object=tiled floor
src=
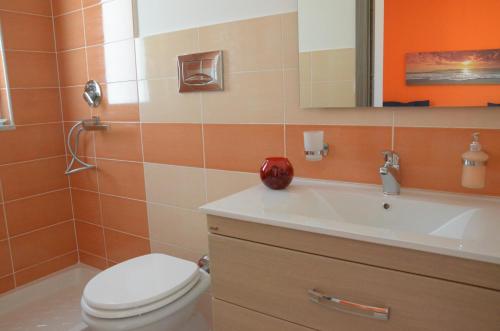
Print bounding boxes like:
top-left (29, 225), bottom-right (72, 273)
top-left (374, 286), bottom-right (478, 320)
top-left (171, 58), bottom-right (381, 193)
top-left (0, 264), bottom-right (213, 331)
top-left (0, 265), bottom-right (97, 331)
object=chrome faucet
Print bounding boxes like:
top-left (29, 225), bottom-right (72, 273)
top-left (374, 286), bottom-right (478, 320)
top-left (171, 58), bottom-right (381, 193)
top-left (379, 151), bottom-right (401, 195)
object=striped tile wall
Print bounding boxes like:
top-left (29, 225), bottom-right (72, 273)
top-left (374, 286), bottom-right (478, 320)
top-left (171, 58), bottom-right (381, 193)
top-left (0, 0), bottom-right (76, 294)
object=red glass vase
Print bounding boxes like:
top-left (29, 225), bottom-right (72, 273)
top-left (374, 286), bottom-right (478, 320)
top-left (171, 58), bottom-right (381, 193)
top-left (260, 157), bottom-right (294, 190)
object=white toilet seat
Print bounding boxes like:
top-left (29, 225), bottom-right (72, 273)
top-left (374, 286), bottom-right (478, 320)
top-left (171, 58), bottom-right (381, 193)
top-left (82, 270), bottom-right (211, 331)
top-left (81, 254), bottom-right (203, 319)
top-left (82, 274), bottom-right (200, 319)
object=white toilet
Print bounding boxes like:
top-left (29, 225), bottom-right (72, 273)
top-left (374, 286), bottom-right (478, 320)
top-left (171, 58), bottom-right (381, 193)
top-left (81, 253), bottom-right (211, 331)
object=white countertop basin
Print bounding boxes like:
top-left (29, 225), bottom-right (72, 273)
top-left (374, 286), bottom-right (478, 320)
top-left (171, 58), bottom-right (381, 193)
top-left (200, 179), bottom-right (500, 265)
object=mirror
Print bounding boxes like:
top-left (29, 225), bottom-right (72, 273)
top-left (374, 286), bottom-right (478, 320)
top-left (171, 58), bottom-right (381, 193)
top-left (298, 0), bottom-right (371, 108)
top-left (0, 19), bottom-right (14, 130)
top-left (298, 0), bottom-right (500, 108)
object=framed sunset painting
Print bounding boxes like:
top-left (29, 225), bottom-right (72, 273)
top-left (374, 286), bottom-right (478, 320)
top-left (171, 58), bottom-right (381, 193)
top-left (405, 49), bottom-right (500, 85)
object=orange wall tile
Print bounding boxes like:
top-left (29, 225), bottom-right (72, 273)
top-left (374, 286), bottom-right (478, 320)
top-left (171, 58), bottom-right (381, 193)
top-left (10, 88), bottom-right (62, 125)
top-left (15, 251), bottom-right (78, 286)
top-left (83, 0), bottom-right (134, 46)
top-left (104, 229), bottom-right (150, 263)
top-left (5, 189), bottom-right (73, 236)
top-left (57, 48), bottom-right (88, 87)
top-left (0, 275), bottom-right (15, 295)
top-left (54, 10), bottom-right (85, 51)
top-left (97, 159), bottom-right (146, 200)
top-left (0, 3), bottom-right (76, 290)
top-left (94, 123), bottom-right (143, 161)
top-left (6, 51), bottom-right (59, 88)
top-left (52, 0), bottom-right (81, 16)
top-left (79, 251), bottom-right (107, 270)
top-left (72, 189), bottom-right (101, 224)
top-left (142, 123), bottom-right (204, 167)
top-left (93, 82), bottom-right (140, 122)
top-left (76, 221), bottom-right (106, 257)
top-left (69, 160), bottom-right (99, 191)
top-left (0, 11), bottom-right (55, 51)
top-left (204, 124), bottom-right (285, 172)
top-left (0, 123), bottom-right (65, 165)
top-left (395, 128), bottom-right (500, 195)
top-left (0, 156), bottom-right (69, 201)
top-left (86, 39), bottom-right (137, 83)
top-left (286, 125), bottom-right (392, 183)
top-left (101, 194), bottom-right (149, 237)
top-left (0, 208), bottom-right (6, 240)
top-left (10, 221), bottom-right (76, 271)
top-left (61, 86), bottom-right (92, 121)
top-left (0, 240), bottom-right (12, 277)
top-left (0, 0), bottom-right (52, 16)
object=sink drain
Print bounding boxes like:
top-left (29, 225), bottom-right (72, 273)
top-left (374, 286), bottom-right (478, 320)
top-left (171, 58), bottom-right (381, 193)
top-left (383, 203), bottom-right (391, 210)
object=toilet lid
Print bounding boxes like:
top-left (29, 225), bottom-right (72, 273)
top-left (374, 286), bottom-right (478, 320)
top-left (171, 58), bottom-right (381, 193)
top-left (83, 254), bottom-right (200, 311)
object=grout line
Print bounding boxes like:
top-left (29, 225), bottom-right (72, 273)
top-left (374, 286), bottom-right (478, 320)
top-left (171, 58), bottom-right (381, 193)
top-left (9, 219), bottom-right (74, 240)
top-left (50, 0), bottom-right (80, 264)
top-left (0, 9), bottom-right (52, 18)
top-left (14, 250), bottom-right (78, 274)
top-left (280, 14), bottom-right (287, 157)
top-left (71, 186), bottom-right (208, 215)
top-left (79, 0), bottom-right (110, 268)
top-left (3, 188), bottom-right (69, 204)
top-left (52, 0), bottom-right (116, 19)
top-left (0, 182), bottom-right (17, 287)
top-left (130, 27), bottom-right (151, 251)
top-left (0, 155), bottom-right (66, 168)
top-left (13, 121), bottom-right (65, 127)
top-left (78, 249), bottom-right (106, 262)
top-left (10, 86), bottom-right (60, 90)
top-left (75, 219), bottom-right (150, 241)
top-left (5, 49), bottom-right (56, 54)
top-left (57, 45), bottom-right (87, 54)
top-left (195, 27), bottom-right (209, 204)
top-left (391, 111), bottom-right (396, 150)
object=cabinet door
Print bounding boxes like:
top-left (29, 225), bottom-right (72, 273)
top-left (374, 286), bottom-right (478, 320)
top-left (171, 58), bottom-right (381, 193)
top-left (213, 299), bottom-right (316, 331)
top-left (210, 234), bottom-right (500, 331)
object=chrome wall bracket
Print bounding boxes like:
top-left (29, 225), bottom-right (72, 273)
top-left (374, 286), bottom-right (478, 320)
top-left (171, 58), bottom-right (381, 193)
top-left (65, 117), bottom-right (109, 176)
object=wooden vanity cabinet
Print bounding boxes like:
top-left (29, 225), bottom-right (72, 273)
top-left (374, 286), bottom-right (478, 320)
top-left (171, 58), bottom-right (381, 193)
top-left (207, 216), bottom-right (500, 331)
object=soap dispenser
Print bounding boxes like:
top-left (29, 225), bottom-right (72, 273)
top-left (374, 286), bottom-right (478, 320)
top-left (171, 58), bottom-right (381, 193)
top-left (461, 133), bottom-right (488, 189)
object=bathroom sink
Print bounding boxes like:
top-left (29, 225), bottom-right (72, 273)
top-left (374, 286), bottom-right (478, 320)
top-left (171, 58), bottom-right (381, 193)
top-left (200, 179), bottom-right (500, 264)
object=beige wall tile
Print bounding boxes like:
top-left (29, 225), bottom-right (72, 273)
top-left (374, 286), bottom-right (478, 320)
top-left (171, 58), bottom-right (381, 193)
top-left (310, 48), bottom-right (356, 83)
top-left (138, 78), bottom-right (202, 123)
top-left (281, 12), bottom-right (299, 69)
top-left (311, 81), bottom-right (356, 108)
top-left (150, 240), bottom-right (204, 263)
top-left (144, 163), bottom-right (206, 208)
top-left (147, 203), bottom-right (208, 254)
top-left (198, 14), bottom-right (282, 73)
top-left (394, 107), bottom-right (500, 129)
top-left (284, 69), bottom-right (393, 125)
top-left (206, 169), bottom-right (260, 202)
top-left (135, 29), bottom-right (199, 80)
top-left (202, 71), bottom-right (284, 124)
top-left (299, 53), bottom-right (311, 83)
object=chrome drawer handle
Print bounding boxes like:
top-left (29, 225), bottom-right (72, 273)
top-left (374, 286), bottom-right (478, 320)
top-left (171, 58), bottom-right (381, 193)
top-left (308, 289), bottom-right (390, 321)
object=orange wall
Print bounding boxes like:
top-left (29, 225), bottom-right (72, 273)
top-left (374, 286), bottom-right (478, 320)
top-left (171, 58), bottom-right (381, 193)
top-left (383, 0), bottom-right (500, 107)
top-left (53, 0), bottom-right (151, 271)
top-left (0, 1), bottom-right (77, 295)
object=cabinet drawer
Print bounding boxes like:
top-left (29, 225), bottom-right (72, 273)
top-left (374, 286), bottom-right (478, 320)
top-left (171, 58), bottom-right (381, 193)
top-left (213, 299), bottom-right (316, 331)
top-left (210, 235), bottom-right (500, 331)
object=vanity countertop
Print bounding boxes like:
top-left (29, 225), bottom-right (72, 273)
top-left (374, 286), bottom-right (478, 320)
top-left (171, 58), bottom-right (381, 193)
top-left (200, 179), bottom-right (500, 265)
